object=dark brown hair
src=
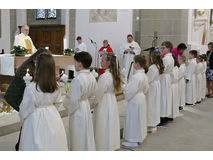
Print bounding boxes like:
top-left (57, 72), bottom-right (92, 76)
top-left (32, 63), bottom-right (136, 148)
top-left (34, 52), bottom-right (58, 93)
top-left (172, 54), bottom-right (178, 67)
top-left (127, 34), bottom-right (133, 38)
top-left (134, 55), bottom-right (147, 68)
top-left (177, 43), bottom-right (187, 50)
top-left (150, 50), bottom-right (164, 74)
top-left (16, 48), bottom-right (50, 78)
top-left (74, 51), bottom-right (92, 69)
top-left (201, 54), bottom-right (207, 61)
top-left (197, 55), bottom-right (203, 61)
top-left (76, 36), bottom-right (82, 40)
top-left (189, 50), bottom-right (198, 58)
top-left (105, 53), bottom-right (121, 92)
top-left (161, 41), bottom-right (173, 51)
top-left (208, 42), bottom-right (213, 48)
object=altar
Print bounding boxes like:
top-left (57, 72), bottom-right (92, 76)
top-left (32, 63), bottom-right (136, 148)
top-left (14, 55), bottom-right (75, 70)
top-left (0, 54), bottom-right (75, 88)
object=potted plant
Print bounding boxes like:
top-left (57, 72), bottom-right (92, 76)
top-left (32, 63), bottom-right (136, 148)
top-left (64, 48), bottom-right (74, 56)
top-left (11, 45), bottom-right (28, 56)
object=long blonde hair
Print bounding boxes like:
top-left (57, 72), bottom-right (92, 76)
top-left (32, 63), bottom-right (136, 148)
top-left (105, 53), bottom-right (121, 92)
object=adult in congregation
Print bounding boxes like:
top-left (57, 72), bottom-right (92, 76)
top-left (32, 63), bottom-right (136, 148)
top-left (171, 43), bottom-right (187, 67)
top-left (14, 25), bottom-right (37, 54)
top-left (206, 42), bottom-right (213, 98)
top-left (4, 48), bottom-right (50, 151)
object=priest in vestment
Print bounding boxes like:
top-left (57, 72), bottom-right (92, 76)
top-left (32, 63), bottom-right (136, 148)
top-left (119, 34), bottom-right (141, 80)
top-left (14, 25), bottom-right (37, 54)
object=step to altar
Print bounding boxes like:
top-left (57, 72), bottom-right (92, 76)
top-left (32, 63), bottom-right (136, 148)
top-left (0, 94), bottom-right (126, 137)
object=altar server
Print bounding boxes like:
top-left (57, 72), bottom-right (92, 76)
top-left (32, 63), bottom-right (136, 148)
top-left (63, 52), bottom-right (97, 151)
top-left (14, 25), bottom-right (37, 54)
top-left (19, 53), bottom-right (68, 151)
top-left (178, 56), bottom-right (187, 110)
top-left (93, 53), bottom-right (121, 151)
top-left (170, 54), bottom-right (179, 119)
top-left (122, 55), bottom-right (149, 148)
top-left (147, 50), bottom-right (164, 132)
top-left (160, 41), bottom-right (174, 124)
top-left (74, 36), bottom-right (87, 53)
top-left (196, 55), bottom-right (203, 103)
top-left (186, 50), bottom-right (198, 105)
top-left (201, 54), bottom-right (207, 99)
top-left (119, 34), bottom-right (141, 80)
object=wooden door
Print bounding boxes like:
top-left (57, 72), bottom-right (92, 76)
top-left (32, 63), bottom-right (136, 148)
top-left (28, 25), bottom-right (65, 55)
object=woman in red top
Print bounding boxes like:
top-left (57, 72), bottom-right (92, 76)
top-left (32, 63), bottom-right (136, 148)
top-left (99, 40), bottom-right (113, 74)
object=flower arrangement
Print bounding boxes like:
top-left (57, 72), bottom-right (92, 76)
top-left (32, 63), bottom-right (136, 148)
top-left (11, 45), bottom-right (28, 56)
top-left (64, 48), bottom-right (74, 56)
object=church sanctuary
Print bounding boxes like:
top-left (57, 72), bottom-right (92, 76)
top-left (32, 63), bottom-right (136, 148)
top-left (1, 8), bottom-right (213, 152)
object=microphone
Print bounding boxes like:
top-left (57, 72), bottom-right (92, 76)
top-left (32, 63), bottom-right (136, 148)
top-left (88, 37), bottom-right (93, 43)
top-left (88, 38), bottom-right (96, 44)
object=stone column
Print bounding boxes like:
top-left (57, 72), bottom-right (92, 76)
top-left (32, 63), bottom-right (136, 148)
top-left (69, 9), bottom-right (76, 49)
top-left (132, 9), bottom-right (189, 55)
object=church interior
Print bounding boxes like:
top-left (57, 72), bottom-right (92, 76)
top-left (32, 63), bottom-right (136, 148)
top-left (1, 8), bottom-right (213, 152)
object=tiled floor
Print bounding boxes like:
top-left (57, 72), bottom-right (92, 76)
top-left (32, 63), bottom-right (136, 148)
top-left (1, 98), bottom-right (213, 151)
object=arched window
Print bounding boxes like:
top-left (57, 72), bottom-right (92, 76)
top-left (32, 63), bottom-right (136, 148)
top-left (35, 9), bottom-right (57, 20)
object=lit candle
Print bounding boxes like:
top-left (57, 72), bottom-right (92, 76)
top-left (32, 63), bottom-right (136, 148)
top-left (59, 70), bottom-right (64, 77)
top-left (26, 68), bottom-right (30, 77)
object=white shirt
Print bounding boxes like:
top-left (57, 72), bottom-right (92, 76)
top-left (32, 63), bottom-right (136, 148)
top-left (74, 42), bottom-right (87, 53)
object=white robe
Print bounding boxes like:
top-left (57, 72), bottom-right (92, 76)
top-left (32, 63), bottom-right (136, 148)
top-left (119, 41), bottom-right (141, 80)
top-left (19, 83), bottom-right (68, 151)
top-left (178, 64), bottom-right (186, 107)
top-left (124, 69), bottom-right (149, 143)
top-left (196, 62), bottom-right (203, 102)
top-left (147, 64), bottom-right (161, 127)
top-left (186, 58), bottom-right (197, 104)
top-left (201, 61), bottom-right (207, 99)
top-left (160, 53), bottom-right (174, 117)
top-left (63, 70), bottom-right (97, 151)
top-left (14, 33), bottom-right (37, 54)
top-left (74, 42), bottom-right (87, 53)
top-left (93, 70), bottom-right (120, 151)
top-left (170, 66), bottom-right (179, 119)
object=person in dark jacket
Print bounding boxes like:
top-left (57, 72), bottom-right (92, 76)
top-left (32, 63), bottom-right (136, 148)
top-left (206, 42), bottom-right (213, 98)
top-left (4, 48), bottom-right (50, 150)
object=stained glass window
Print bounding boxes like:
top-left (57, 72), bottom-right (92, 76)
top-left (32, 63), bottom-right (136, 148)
top-left (47, 9), bottom-right (57, 19)
top-left (35, 9), bottom-right (45, 19)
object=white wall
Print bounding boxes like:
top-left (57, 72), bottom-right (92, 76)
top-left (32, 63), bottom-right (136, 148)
top-left (16, 9), bottom-right (27, 28)
top-left (75, 9), bottom-right (133, 66)
top-left (0, 10), bottom-right (11, 53)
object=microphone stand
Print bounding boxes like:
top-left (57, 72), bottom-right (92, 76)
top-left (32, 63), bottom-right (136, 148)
top-left (127, 61), bottom-right (134, 82)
